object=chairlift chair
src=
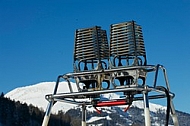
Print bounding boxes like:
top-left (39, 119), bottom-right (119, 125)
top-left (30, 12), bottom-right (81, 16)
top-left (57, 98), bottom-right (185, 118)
top-left (73, 26), bottom-right (110, 92)
top-left (109, 21), bottom-right (147, 88)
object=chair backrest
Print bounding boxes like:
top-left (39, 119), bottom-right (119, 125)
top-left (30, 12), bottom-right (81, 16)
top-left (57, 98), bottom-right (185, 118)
top-left (73, 26), bottom-right (109, 72)
top-left (110, 21), bottom-right (147, 67)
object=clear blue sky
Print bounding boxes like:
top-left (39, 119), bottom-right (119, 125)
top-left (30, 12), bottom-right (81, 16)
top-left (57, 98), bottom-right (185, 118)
top-left (1, 0), bottom-right (190, 113)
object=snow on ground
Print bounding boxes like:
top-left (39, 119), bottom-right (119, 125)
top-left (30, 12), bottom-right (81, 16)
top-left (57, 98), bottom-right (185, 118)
top-left (87, 115), bottom-right (111, 123)
top-left (87, 116), bottom-right (105, 123)
top-left (132, 101), bottom-right (166, 113)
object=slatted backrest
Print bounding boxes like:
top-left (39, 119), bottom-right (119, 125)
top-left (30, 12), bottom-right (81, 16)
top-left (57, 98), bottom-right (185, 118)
top-left (110, 21), bottom-right (147, 67)
top-left (74, 26), bottom-right (109, 72)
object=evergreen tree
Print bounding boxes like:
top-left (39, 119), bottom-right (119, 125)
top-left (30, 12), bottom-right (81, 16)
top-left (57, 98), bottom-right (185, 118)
top-left (0, 95), bottom-right (6, 124)
top-left (0, 92), bottom-right (4, 97)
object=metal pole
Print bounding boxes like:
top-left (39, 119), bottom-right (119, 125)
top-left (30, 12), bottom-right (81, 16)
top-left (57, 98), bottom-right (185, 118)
top-left (82, 104), bottom-right (86, 126)
top-left (42, 75), bottom-right (62, 126)
top-left (42, 101), bottom-right (54, 126)
top-left (143, 90), bottom-right (151, 126)
top-left (170, 100), bottom-right (179, 126)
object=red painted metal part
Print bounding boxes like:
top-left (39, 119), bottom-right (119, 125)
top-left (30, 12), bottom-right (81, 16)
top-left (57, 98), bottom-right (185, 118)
top-left (124, 105), bottom-right (131, 112)
top-left (95, 100), bottom-right (128, 107)
top-left (94, 107), bottom-right (101, 114)
top-left (93, 100), bottom-right (131, 114)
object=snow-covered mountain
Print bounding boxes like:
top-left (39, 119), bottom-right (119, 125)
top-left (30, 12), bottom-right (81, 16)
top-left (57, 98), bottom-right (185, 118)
top-left (5, 82), bottom-right (79, 113)
top-left (5, 81), bottom-right (177, 125)
top-left (5, 81), bottom-right (166, 114)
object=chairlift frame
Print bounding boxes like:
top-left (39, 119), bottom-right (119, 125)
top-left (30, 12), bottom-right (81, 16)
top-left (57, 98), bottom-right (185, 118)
top-left (42, 21), bottom-right (179, 126)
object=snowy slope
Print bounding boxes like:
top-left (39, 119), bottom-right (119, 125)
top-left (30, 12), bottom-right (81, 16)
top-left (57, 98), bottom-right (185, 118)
top-left (5, 82), bottom-right (79, 113)
top-left (5, 81), bottom-right (166, 114)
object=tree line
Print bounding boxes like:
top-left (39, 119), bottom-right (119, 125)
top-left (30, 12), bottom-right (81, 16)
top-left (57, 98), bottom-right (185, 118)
top-left (0, 92), bottom-right (72, 126)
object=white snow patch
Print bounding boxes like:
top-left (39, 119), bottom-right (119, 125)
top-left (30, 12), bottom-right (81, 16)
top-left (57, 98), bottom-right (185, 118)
top-left (87, 116), bottom-right (105, 123)
top-left (5, 81), bottom-right (79, 113)
top-left (132, 101), bottom-right (166, 113)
